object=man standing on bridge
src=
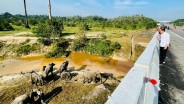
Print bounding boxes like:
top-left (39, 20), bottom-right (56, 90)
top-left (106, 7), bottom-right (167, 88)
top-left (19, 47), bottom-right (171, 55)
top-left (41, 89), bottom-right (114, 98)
top-left (158, 26), bottom-right (170, 64)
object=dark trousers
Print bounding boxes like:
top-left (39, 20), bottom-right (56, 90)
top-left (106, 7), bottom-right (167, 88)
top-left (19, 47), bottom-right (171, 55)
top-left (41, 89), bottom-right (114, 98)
top-left (159, 47), bottom-right (168, 64)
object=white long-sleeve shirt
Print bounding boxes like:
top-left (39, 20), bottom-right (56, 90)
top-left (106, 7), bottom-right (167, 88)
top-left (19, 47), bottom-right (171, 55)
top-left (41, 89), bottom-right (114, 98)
top-left (160, 32), bottom-right (170, 47)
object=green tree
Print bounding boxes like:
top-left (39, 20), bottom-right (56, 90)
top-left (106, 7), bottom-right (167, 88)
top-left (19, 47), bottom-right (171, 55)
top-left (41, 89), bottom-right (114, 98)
top-left (33, 22), bottom-right (52, 38)
top-left (51, 19), bottom-right (64, 37)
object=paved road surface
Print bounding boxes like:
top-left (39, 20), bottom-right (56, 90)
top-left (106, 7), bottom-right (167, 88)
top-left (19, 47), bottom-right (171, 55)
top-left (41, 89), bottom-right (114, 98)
top-left (159, 29), bottom-right (184, 104)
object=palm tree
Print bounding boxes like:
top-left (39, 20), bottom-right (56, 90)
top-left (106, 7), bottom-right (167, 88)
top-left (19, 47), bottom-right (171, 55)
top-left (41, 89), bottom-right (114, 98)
top-left (48, 0), bottom-right (52, 20)
top-left (23, 0), bottom-right (29, 28)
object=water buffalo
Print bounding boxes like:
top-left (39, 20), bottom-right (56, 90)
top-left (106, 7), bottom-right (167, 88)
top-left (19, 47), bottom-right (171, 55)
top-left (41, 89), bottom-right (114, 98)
top-left (31, 71), bottom-right (45, 86)
top-left (11, 89), bottom-right (44, 104)
top-left (60, 71), bottom-right (71, 80)
top-left (58, 60), bottom-right (69, 75)
top-left (100, 72), bottom-right (114, 83)
top-left (83, 71), bottom-right (101, 83)
top-left (44, 63), bottom-right (55, 77)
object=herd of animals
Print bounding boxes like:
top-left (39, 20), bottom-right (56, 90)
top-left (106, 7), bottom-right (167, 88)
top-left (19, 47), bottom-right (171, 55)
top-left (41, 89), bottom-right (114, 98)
top-left (11, 60), bottom-right (118, 104)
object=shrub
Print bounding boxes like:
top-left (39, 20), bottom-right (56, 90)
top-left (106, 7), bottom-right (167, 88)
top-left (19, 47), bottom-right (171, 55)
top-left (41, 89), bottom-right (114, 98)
top-left (99, 34), bottom-right (107, 39)
top-left (45, 46), bottom-right (64, 58)
top-left (14, 44), bottom-right (33, 55)
top-left (37, 38), bottom-right (52, 46)
top-left (31, 43), bottom-right (41, 52)
top-left (13, 43), bottom-right (40, 55)
top-left (110, 42), bottom-right (121, 50)
top-left (12, 20), bottom-right (22, 26)
top-left (45, 39), bottom-right (70, 58)
top-left (94, 40), bottom-right (113, 56)
top-left (0, 21), bottom-right (14, 31)
top-left (72, 35), bottom-right (88, 51)
top-left (72, 35), bottom-right (121, 56)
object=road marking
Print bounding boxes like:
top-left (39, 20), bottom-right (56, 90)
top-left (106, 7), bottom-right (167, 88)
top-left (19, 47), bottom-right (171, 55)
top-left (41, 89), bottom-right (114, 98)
top-left (169, 30), bottom-right (184, 40)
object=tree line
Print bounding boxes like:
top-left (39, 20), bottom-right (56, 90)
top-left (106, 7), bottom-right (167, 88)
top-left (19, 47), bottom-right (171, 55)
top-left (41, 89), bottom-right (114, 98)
top-left (171, 19), bottom-right (184, 26)
top-left (0, 12), bottom-right (157, 31)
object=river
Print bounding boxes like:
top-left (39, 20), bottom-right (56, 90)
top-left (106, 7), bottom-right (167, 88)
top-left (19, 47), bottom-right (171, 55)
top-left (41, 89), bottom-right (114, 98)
top-left (0, 52), bottom-right (134, 77)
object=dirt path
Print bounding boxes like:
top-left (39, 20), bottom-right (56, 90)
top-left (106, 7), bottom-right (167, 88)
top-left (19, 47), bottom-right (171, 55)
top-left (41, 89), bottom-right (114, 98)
top-left (0, 32), bottom-right (37, 44)
top-left (0, 31), bottom-right (103, 44)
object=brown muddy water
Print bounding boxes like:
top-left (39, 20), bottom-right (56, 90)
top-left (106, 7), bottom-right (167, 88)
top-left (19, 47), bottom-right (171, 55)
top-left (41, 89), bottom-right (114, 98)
top-left (0, 52), bottom-right (134, 77)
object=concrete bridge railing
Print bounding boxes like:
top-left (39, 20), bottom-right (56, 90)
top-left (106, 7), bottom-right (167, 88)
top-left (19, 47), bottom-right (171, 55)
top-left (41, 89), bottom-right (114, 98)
top-left (106, 35), bottom-right (160, 104)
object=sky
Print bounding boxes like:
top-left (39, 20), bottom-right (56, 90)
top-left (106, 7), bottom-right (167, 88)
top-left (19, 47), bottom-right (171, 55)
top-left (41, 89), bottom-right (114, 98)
top-left (0, 0), bottom-right (184, 21)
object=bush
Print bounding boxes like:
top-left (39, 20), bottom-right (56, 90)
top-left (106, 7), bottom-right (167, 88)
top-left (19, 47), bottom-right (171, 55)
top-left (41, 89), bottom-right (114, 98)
top-left (14, 44), bottom-right (33, 55)
top-left (13, 43), bottom-right (40, 55)
top-left (45, 39), bottom-right (70, 58)
top-left (37, 38), bottom-right (52, 46)
top-left (33, 23), bottom-right (52, 38)
top-left (78, 23), bottom-right (90, 31)
top-left (110, 42), bottom-right (121, 50)
top-left (0, 20), bottom-right (14, 31)
top-left (72, 35), bottom-right (88, 51)
top-left (45, 46), bottom-right (64, 58)
top-left (94, 40), bottom-right (113, 56)
top-left (31, 43), bottom-right (41, 52)
top-left (72, 35), bottom-right (121, 56)
top-left (12, 20), bottom-right (22, 26)
top-left (99, 34), bottom-right (107, 39)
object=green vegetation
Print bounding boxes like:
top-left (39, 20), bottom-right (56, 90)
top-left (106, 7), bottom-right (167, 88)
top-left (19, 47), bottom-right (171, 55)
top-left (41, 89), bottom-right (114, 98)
top-left (0, 12), bottom-right (155, 59)
top-left (13, 41), bottom-right (40, 55)
top-left (72, 35), bottom-right (121, 56)
top-left (0, 12), bottom-right (156, 32)
top-left (45, 39), bottom-right (70, 58)
top-left (0, 21), bottom-right (14, 31)
top-left (37, 38), bottom-right (53, 46)
top-left (33, 19), bottom-right (64, 38)
top-left (171, 19), bottom-right (184, 26)
top-left (14, 44), bottom-right (34, 55)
